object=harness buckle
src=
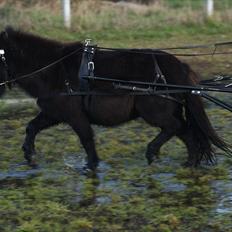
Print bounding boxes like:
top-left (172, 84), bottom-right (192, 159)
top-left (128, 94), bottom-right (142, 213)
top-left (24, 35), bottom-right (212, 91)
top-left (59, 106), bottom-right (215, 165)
top-left (191, 90), bottom-right (202, 95)
top-left (65, 80), bottom-right (73, 94)
top-left (88, 61), bottom-right (95, 72)
top-left (214, 75), bottom-right (224, 81)
top-left (85, 39), bottom-right (92, 47)
top-left (0, 49), bottom-right (6, 62)
top-left (1, 56), bottom-right (6, 62)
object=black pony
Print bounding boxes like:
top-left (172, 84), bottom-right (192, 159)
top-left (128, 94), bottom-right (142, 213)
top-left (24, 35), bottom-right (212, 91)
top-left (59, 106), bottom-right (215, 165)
top-left (0, 27), bottom-right (230, 170)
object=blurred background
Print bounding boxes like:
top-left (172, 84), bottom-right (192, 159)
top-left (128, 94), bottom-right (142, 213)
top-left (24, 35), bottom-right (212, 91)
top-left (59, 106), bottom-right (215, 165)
top-left (1, 0), bottom-right (232, 77)
top-left (1, 0), bottom-right (232, 32)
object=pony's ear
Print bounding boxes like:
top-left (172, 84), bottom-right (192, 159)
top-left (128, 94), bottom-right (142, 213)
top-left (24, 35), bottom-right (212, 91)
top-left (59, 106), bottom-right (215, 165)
top-left (0, 30), bottom-right (8, 39)
top-left (4, 26), bottom-right (15, 36)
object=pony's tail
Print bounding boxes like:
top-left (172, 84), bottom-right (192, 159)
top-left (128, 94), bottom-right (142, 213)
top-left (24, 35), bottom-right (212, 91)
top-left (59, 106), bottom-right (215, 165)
top-left (184, 65), bottom-right (232, 164)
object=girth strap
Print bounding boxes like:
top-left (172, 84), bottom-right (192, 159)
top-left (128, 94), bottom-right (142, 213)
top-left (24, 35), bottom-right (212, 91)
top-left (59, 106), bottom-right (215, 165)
top-left (78, 39), bottom-right (96, 91)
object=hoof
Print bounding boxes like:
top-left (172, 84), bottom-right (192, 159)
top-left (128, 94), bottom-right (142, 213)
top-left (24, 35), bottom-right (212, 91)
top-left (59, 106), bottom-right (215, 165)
top-left (82, 160), bottom-right (99, 174)
top-left (182, 161), bottom-right (198, 168)
top-left (82, 165), bottom-right (96, 176)
top-left (147, 156), bottom-right (154, 165)
top-left (27, 159), bottom-right (38, 168)
top-left (146, 151), bottom-right (153, 165)
top-left (145, 146), bottom-right (160, 165)
top-left (146, 151), bottom-right (159, 165)
top-left (24, 154), bottom-right (38, 168)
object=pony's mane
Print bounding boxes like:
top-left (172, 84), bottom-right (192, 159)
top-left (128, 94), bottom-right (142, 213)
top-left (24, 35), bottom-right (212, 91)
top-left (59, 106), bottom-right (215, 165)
top-left (3, 26), bottom-right (83, 68)
top-left (4, 26), bottom-right (65, 50)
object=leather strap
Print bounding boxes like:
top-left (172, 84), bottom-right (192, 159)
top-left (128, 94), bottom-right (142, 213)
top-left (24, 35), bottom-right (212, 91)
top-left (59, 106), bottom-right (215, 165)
top-left (78, 42), bottom-right (96, 91)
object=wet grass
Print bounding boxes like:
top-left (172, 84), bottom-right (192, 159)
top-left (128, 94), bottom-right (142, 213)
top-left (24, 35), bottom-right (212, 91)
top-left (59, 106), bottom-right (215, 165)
top-left (0, 100), bottom-right (232, 232)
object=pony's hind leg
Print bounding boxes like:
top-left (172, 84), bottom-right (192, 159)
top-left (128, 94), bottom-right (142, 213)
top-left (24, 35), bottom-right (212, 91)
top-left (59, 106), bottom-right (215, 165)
top-left (22, 112), bottom-right (59, 166)
top-left (177, 128), bottom-right (201, 167)
top-left (146, 129), bottom-right (175, 164)
top-left (135, 96), bottom-right (183, 164)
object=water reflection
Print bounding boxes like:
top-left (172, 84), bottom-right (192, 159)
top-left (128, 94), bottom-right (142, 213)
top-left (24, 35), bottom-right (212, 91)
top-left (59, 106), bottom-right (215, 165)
top-left (152, 173), bottom-right (186, 192)
top-left (0, 161), bottom-right (42, 182)
top-left (212, 179), bottom-right (232, 214)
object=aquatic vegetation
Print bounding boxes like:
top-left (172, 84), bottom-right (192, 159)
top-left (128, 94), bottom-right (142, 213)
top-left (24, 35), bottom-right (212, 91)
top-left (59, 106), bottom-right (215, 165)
top-left (0, 99), bottom-right (232, 232)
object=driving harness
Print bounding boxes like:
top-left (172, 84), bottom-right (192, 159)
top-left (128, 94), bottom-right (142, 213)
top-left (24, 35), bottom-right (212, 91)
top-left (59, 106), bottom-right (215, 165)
top-left (78, 39), bottom-right (182, 104)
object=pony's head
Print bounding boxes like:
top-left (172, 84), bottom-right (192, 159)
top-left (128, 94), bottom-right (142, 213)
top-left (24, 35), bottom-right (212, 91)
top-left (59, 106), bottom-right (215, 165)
top-left (0, 50), bottom-right (6, 96)
top-left (0, 26), bottom-right (83, 98)
top-left (0, 27), bottom-right (19, 96)
top-left (0, 27), bottom-right (13, 96)
top-left (0, 46), bottom-right (7, 96)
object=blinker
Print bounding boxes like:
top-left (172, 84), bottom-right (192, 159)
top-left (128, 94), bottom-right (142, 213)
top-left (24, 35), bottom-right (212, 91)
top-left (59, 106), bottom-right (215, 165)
top-left (0, 49), bottom-right (5, 55)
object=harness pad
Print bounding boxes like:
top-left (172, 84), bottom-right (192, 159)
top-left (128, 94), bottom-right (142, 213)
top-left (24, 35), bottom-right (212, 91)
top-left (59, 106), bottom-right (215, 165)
top-left (78, 40), bottom-right (96, 91)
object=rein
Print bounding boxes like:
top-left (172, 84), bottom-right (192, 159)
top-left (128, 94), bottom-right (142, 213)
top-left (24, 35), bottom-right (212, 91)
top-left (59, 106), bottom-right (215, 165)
top-left (0, 47), bottom-right (83, 87)
top-left (97, 41), bottom-right (232, 57)
top-left (0, 40), bottom-right (232, 112)
top-left (1, 40), bottom-right (232, 87)
top-left (98, 47), bottom-right (232, 57)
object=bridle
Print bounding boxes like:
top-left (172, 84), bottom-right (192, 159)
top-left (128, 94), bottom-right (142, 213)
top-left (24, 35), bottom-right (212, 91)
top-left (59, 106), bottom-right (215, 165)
top-left (0, 49), bottom-right (12, 89)
top-left (0, 46), bottom-right (84, 89)
top-left (0, 38), bottom-right (231, 112)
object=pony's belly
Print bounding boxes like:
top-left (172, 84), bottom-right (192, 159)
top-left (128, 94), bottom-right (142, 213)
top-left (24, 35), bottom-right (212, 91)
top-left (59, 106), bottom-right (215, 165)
top-left (84, 96), bottom-right (136, 126)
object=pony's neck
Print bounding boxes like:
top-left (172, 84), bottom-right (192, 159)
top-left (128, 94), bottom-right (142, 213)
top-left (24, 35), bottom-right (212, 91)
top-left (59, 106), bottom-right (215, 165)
top-left (8, 30), bottom-right (64, 73)
top-left (6, 29), bottom-right (81, 98)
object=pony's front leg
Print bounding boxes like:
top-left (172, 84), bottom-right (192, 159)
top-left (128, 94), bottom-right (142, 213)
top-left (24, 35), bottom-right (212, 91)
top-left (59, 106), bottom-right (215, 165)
top-left (22, 112), bottom-right (59, 166)
top-left (67, 113), bottom-right (99, 171)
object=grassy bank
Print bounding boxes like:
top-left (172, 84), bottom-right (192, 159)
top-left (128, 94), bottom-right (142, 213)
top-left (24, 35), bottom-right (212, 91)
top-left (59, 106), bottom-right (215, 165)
top-left (1, 1), bottom-right (232, 42)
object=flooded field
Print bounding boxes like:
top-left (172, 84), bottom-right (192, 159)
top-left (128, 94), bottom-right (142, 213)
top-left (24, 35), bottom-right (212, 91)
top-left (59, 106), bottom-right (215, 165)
top-left (0, 98), bottom-right (232, 232)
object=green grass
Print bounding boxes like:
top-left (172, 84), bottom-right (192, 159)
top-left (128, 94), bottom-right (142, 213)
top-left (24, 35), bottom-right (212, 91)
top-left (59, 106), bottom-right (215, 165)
top-left (1, 1), bottom-right (232, 39)
top-left (166, 0), bottom-right (232, 9)
top-left (0, 102), bottom-right (232, 232)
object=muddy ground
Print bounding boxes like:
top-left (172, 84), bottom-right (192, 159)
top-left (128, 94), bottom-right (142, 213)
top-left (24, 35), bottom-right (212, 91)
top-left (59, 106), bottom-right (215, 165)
top-left (0, 95), bottom-right (231, 232)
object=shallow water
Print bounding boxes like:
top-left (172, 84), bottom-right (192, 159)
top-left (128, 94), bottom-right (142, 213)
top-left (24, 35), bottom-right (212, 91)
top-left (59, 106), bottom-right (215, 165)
top-left (212, 168), bottom-right (232, 215)
top-left (0, 99), bottom-right (232, 231)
